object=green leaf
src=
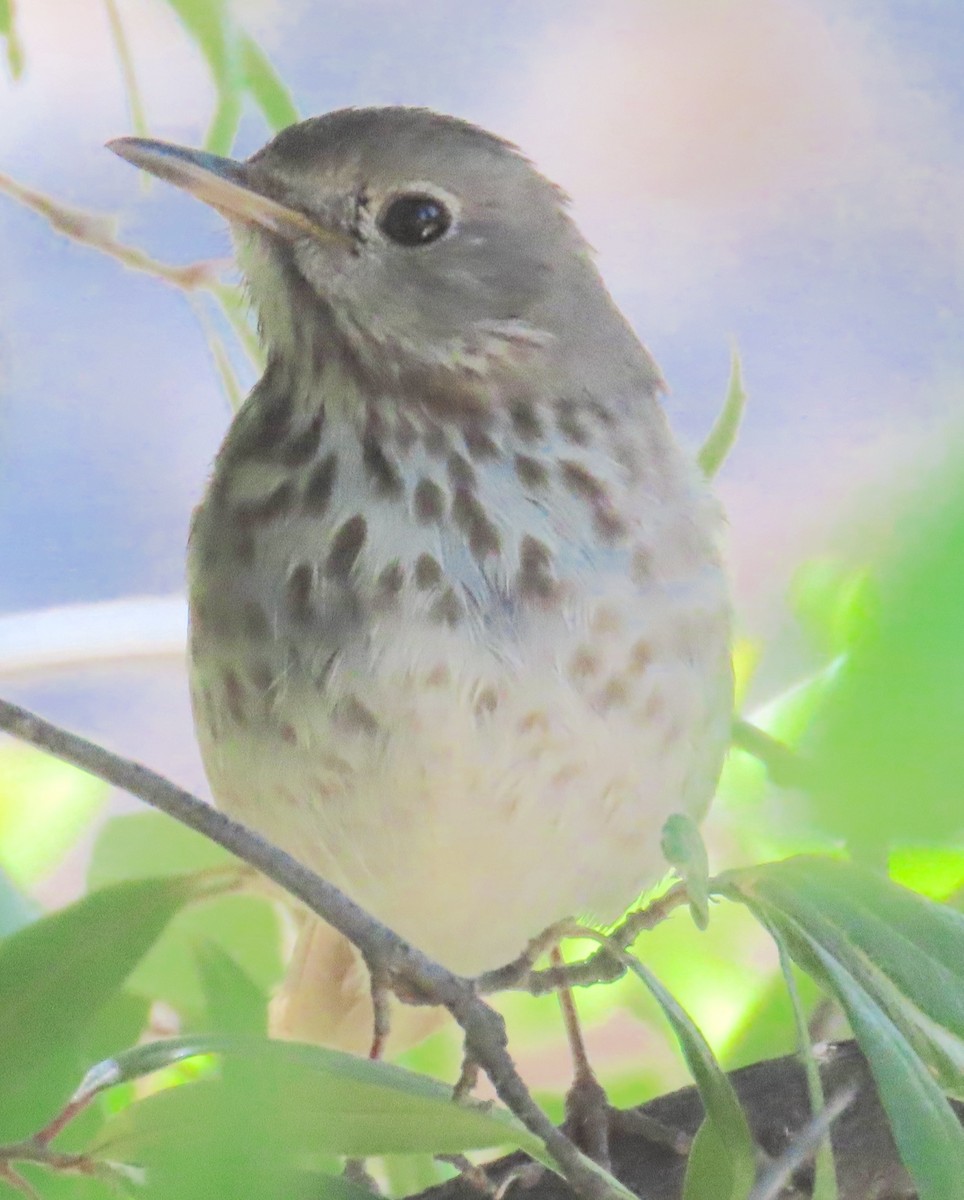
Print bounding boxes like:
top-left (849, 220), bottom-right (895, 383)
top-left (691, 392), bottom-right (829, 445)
top-left (698, 348), bottom-right (746, 478)
top-left (240, 34), bottom-right (299, 129)
top-left (789, 558), bottom-right (874, 658)
top-left (720, 966), bottom-right (821, 1072)
top-left (773, 930), bottom-right (837, 1200)
top-left (196, 941), bottom-right (268, 1035)
top-left (95, 1035), bottom-right (554, 1164)
top-left (0, 743), bottom-right (107, 886)
top-left (88, 813), bottom-right (282, 1019)
top-left (803, 459), bottom-right (964, 853)
top-left (89, 811), bottom-right (232, 883)
top-left (620, 954), bottom-right (755, 1197)
top-left (683, 1118), bottom-right (750, 1200)
top-left (0, 0), bottom-right (24, 79)
top-left (0, 864), bottom-right (36, 937)
top-left (163, 0), bottom-right (243, 152)
top-left (0, 876), bottom-right (197, 1139)
top-left (722, 857), bottom-right (964, 1200)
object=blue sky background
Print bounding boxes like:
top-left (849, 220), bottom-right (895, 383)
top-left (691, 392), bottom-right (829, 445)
top-left (1, 0), bottom-right (963, 796)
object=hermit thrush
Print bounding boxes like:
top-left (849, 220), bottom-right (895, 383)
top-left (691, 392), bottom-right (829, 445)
top-left (110, 108), bottom-right (732, 1050)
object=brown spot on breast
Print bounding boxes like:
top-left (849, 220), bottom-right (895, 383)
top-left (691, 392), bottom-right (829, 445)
top-left (425, 663), bottom-right (451, 687)
top-left (362, 431), bottom-right (404, 496)
top-left (514, 454), bottom-right (549, 489)
top-left (249, 660), bottom-right (274, 693)
top-left (430, 587), bottom-right (463, 626)
top-left (222, 668), bottom-right (245, 724)
top-left (447, 452), bottom-right (476, 490)
top-left (376, 559), bottom-right (405, 598)
top-left (551, 764), bottom-right (582, 787)
top-left (597, 676), bottom-right (630, 711)
top-left (325, 515), bottom-right (367, 578)
top-left (464, 425), bottom-right (500, 460)
top-left (560, 460), bottom-right (627, 542)
top-left (242, 600), bottom-right (270, 639)
top-left (570, 646), bottom-right (601, 679)
top-left (590, 605), bottom-right (622, 635)
top-left (516, 535), bottom-right (558, 601)
top-left (334, 695), bottom-right (380, 736)
top-left (509, 398), bottom-right (543, 441)
top-left (422, 421), bottom-right (449, 458)
top-left (303, 453), bottom-right (338, 516)
top-left (474, 685), bottom-right (499, 716)
top-left (393, 412), bottom-right (417, 451)
top-left (631, 547), bottom-right (652, 584)
top-left (413, 478), bottom-right (445, 524)
top-left (232, 528), bottom-right (256, 566)
top-left (234, 480), bottom-right (296, 526)
top-left (555, 399), bottom-right (590, 445)
top-left (587, 399), bottom-right (616, 427)
top-left (227, 382), bottom-right (292, 461)
top-left (517, 710), bottom-right (550, 735)
top-left (452, 487), bottom-right (501, 561)
top-left (629, 639), bottom-right (653, 673)
top-left (415, 553), bottom-right (443, 589)
top-left (281, 411), bottom-right (324, 467)
top-left (279, 721), bottom-right (297, 745)
top-left (285, 563), bottom-right (315, 622)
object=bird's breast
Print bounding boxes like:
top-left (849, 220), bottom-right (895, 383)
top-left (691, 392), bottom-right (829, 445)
top-left (186, 381), bottom-right (732, 972)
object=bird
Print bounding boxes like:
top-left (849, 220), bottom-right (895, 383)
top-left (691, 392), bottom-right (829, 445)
top-left (109, 107), bottom-right (732, 1076)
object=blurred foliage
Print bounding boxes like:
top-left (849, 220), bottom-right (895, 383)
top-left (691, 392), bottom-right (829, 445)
top-left (0, 0), bottom-right (22, 80)
top-left (0, 5), bottom-right (962, 1199)
top-left (0, 745), bottom-right (106, 888)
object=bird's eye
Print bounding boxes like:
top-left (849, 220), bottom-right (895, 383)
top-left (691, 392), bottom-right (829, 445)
top-left (378, 193), bottom-right (452, 247)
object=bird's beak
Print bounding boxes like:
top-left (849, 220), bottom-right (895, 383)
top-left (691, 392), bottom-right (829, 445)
top-left (107, 136), bottom-right (336, 243)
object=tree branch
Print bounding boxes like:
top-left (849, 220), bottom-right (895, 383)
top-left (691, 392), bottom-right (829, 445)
top-left (0, 168), bottom-right (224, 290)
top-left (419, 1042), bottom-right (963, 1200)
top-left (0, 698), bottom-right (625, 1200)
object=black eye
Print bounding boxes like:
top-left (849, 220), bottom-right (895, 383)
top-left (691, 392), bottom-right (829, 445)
top-left (378, 193), bottom-right (452, 246)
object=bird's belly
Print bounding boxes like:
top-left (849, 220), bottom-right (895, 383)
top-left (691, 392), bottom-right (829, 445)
top-left (190, 581), bottom-right (731, 976)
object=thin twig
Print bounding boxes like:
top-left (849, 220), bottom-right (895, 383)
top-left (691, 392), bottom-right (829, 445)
top-left (731, 718), bottom-right (812, 789)
top-left (0, 168), bottom-right (226, 291)
top-left (477, 889), bottom-right (689, 998)
top-left (0, 698), bottom-right (627, 1200)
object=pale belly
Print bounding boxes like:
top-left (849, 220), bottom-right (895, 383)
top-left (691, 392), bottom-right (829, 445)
top-left (190, 577), bottom-right (732, 977)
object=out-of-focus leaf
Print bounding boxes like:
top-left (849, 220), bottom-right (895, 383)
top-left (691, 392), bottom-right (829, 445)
top-left (0, 876), bottom-right (198, 1139)
top-left (162, 0), bottom-right (296, 156)
top-left (889, 846), bottom-right (964, 903)
top-left (0, 744), bottom-right (107, 886)
top-left (698, 348), bottom-right (746, 478)
top-left (105, 0), bottom-right (148, 138)
top-left (0, 863), bottom-right (36, 936)
top-left (240, 34), bottom-right (299, 129)
top-left (89, 811), bottom-right (231, 884)
top-left (773, 932), bottom-right (837, 1200)
top-left (619, 953), bottom-right (755, 1197)
top-left (722, 856), bottom-right (964, 1199)
top-left (95, 1035), bottom-right (555, 1164)
top-left (731, 637), bottom-right (761, 709)
top-left (0, 0), bottom-right (24, 79)
top-left (720, 966), bottom-right (822, 1071)
top-left (196, 941), bottom-right (268, 1035)
top-left (803, 462), bottom-right (964, 854)
top-left (89, 812), bottom-right (282, 1020)
top-left (132, 895), bottom-right (281, 1019)
top-left (163, 0), bottom-right (242, 153)
top-left (790, 558), bottom-right (874, 658)
top-left (683, 1118), bottom-right (749, 1200)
